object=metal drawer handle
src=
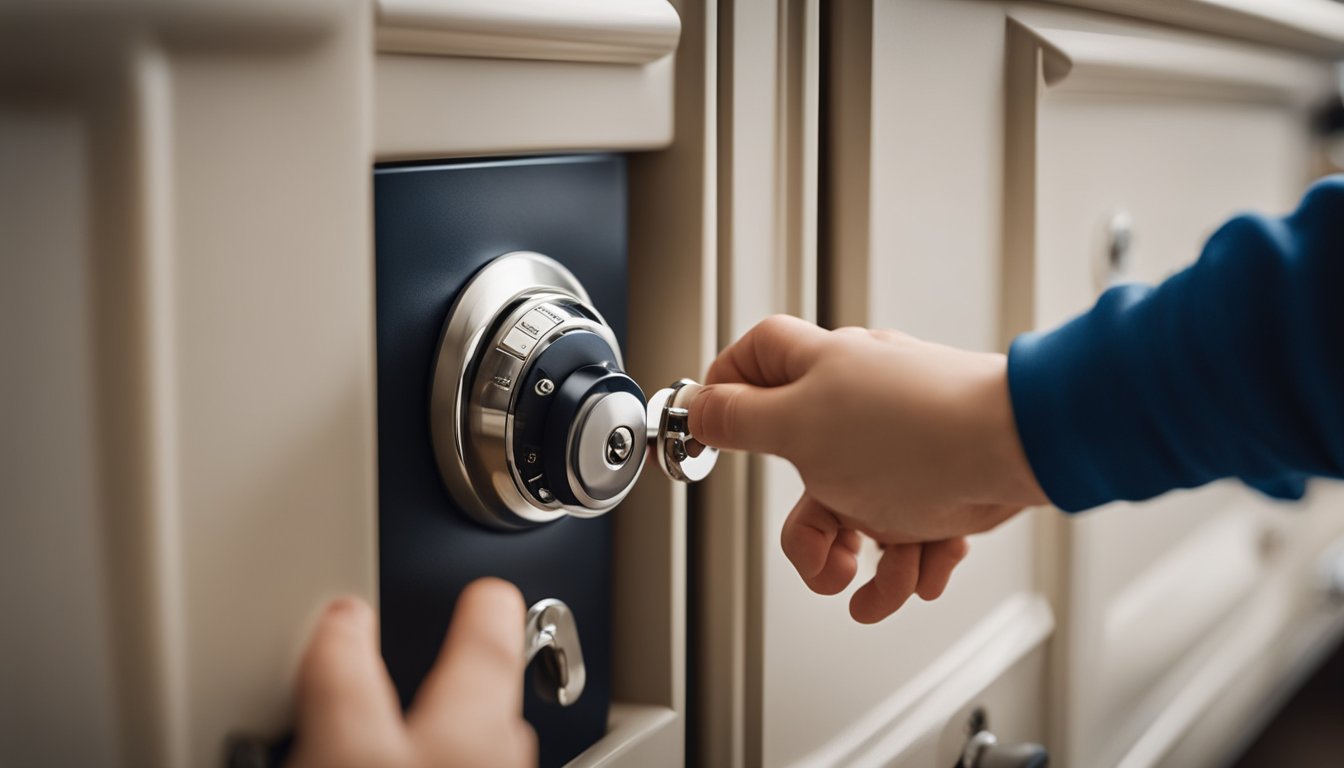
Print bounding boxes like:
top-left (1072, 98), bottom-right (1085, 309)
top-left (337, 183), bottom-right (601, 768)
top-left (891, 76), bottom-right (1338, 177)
top-left (957, 709), bottom-right (1048, 768)
top-left (959, 729), bottom-right (1049, 768)
top-left (525, 598), bottom-right (586, 706)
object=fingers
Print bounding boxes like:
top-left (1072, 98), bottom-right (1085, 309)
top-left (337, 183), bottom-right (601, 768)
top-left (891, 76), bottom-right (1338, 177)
top-left (705, 314), bottom-right (828, 387)
top-left (843, 538), bottom-right (969, 623)
top-left (691, 315), bottom-right (831, 455)
top-left (291, 584), bottom-right (536, 768)
top-left (689, 381), bottom-right (796, 454)
top-left (408, 578), bottom-right (527, 733)
top-left (849, 544), bottom-right (922, 624)
top-left (781, 495), bottom-right (860, 595)
top-left (293, 597), bottom-right (406, 763)
top-left (915, 538), bottom-right (969, 601)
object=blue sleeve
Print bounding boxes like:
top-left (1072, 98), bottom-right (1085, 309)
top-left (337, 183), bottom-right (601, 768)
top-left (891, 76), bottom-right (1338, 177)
top-left (1007, 176), bottom-right (1344, 513)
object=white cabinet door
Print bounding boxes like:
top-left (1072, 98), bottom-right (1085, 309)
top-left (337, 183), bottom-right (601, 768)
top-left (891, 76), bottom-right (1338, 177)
top-left (696, 0), bottom-right (1057, 763)
top-left (704, 1), bottom-right (1344, 766)
top-left (706, 2), bottom-right (1058, 765)
top-left (1004, 17), bottom-right (1344, 768)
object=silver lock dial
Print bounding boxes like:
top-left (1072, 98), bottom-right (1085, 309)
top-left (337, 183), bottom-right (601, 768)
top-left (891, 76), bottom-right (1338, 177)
top-left (431, 252), bottom-right (626, 528)
top-left (431, 251), bottom-right (717, 530)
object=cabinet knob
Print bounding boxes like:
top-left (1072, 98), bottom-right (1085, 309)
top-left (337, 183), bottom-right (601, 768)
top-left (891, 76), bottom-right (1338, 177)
top-left (1092, 209), bottom-right (1135, 290)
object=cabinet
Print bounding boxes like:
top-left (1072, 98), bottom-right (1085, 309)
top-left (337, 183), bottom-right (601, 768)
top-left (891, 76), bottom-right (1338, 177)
top-left (7, 1), bottom-right (1344, 767)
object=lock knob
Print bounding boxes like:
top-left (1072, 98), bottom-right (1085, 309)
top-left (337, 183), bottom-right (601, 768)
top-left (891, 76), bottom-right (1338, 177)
top-left (541, 363), bottom-right (646, 508)
top-left (431, 251), bottom-right (717, 530)
top-left (431, 252), bottom-right (628, 529)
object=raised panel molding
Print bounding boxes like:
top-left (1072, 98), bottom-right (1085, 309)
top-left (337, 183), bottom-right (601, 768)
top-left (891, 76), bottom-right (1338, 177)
top-left (803, 594), bottom-right (1055, 766)
top-left (1023, 24), bottom-right (1321, 105)
top-left (1000, 14), bottom-right (1324, 344)
top-left (0, 3), bottom-right (376, 767)
top-left (1037, 0), bottom-right (1344, 57)
top-left (376, 0), bottom-right (681, 64)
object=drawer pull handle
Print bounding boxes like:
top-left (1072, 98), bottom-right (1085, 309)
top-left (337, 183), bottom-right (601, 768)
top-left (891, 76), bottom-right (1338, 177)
top-left (525, 598), bottom-right (586, 706)
top-left (957, 710), bottom-right (1048, 768)
top-left (959, 730), bottom-right (1049, 768)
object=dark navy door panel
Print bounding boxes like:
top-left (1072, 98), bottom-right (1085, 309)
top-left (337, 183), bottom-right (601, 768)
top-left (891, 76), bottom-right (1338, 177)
top-left (374, 155), bottom-right (626, 767)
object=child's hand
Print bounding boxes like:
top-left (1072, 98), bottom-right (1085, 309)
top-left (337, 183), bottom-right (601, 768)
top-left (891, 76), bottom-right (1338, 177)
top-left (288, 579), bottom-right (536, 768)
top-left (690, 315), bottom-right (1046, 622)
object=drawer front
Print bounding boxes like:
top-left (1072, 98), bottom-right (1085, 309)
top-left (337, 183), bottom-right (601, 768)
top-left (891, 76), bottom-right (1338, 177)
top-left (1006, 18), bottom-right (1325, 766)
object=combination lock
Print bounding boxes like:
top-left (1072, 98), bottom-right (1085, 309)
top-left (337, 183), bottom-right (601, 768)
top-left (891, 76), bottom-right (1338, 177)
top-left (431, 251), bottom-right (717, 529)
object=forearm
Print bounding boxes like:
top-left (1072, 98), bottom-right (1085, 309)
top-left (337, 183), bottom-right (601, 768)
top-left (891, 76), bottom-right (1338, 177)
top-left (1008, 176), bottom-right (1344, 512)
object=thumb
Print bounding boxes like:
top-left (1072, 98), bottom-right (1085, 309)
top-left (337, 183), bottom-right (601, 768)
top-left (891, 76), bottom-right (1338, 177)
top-left (689, 382), bottom-right (794, 455)
top-left (409, 578), bottom-right (527, 728)
top-left (292, 597), bottom-right (405, 763)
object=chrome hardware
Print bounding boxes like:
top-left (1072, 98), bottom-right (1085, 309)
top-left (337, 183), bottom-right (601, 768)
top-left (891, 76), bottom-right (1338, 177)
top-left (1318, 538), bottom-right (1344, 602)
top-left (959, 721), bottom-right (1048, 768)
top-left (431, 252), bottom-right (624, 528)
top-left (568, 389), bottom-right (646, 507)
top-left (224, 733), bottom-right (289, 768)
top-left (647, 379), bottom-right (719, 483)
top-left (1097, 210), bottom-right (1133, 289)
top-left (430, 251), bottom-right (718, 530)
top-left (606, 426), bottom-right (635, 465)
top-left (525, 599), bottom-right (586, 706)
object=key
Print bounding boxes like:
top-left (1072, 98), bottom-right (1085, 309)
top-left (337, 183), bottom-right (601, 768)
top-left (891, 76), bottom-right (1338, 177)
top-left (645, 379), bottom-right (719, 483)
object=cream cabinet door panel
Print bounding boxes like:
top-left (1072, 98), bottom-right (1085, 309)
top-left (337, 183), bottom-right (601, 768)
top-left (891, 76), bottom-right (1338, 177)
top-left (1006, 17), bottom-right (1337, 767)
top-left (729, 2), bottom-right (1342, 765)
top-left (755, 459), bottom-right (1050, 765)
top-left (801, 2), bottom-right (1057, 764)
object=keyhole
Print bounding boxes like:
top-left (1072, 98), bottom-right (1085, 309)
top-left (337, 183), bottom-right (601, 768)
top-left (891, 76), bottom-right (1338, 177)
top-left (605, 426), bottom-right (634, 466)
top-left (532, 643), bottom-right (570, 704)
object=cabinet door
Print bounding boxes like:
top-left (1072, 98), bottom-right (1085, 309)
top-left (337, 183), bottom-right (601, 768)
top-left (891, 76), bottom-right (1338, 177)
top-left (709, 2), bottom-right (1343, 766)
top-left (374, 157), bottom-right (631, 767)
top-left (1004, 17), bottom-right (1340, 768)
top-left (701, 3), bottom-right (1056, 765)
